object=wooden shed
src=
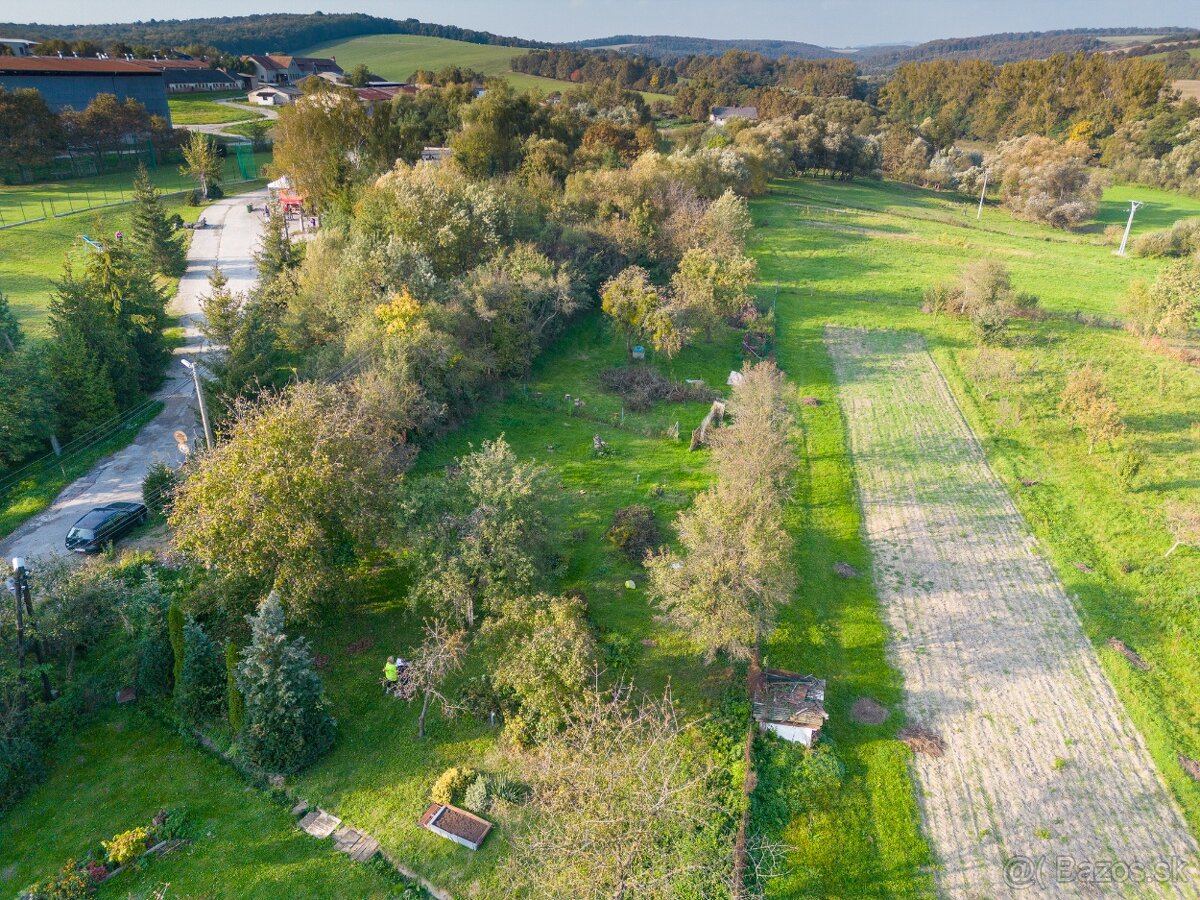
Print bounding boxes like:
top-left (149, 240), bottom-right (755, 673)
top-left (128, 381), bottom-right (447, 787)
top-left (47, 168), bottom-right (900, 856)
top-left (752, 668), bottom-right (828, 747)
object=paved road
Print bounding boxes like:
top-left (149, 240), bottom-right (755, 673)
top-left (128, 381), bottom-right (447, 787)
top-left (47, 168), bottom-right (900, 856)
top-left (0, 190), bottom-right (265, 562)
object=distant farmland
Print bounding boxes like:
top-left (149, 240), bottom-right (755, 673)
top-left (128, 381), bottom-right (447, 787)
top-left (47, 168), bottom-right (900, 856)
top-left (299, 33), bottom-right (672, 102)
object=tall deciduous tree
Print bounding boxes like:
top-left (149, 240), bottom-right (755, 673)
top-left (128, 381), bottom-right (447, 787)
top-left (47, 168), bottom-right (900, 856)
top-left (408, 619), bottom-right (466, 740)
top-left (129, 164), bottom-right (185, 277)
top-left (484, 592), bottom-right (597, 739)
top-left (180, 131), bottom-right (222, 201)
top-left (271, 79), bottom-right (368, 211)
top-left (236, 593), bottom-right (335, 772)
top-left (670, 246), bottom-right (757, 340)
top-left (405, 437), bottom-right (552, 629)
top-left (601, 266), bottom-right (681, 359)
top-left (169, 383), bottom-right (395, 619)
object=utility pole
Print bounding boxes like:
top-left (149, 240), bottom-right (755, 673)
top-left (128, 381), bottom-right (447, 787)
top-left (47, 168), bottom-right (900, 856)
top-left (1117, 200), bottom-right (1144, 256)
top-left (11, 558), bottom-right (53, 704)
top-left (976, 169), bottom-right (989, 220)
top-left (181, 358), bottom-right (214, 451)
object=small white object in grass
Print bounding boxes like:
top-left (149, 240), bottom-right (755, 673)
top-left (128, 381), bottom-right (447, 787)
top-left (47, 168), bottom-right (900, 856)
top-left (625, 580), bottom-right (637, 590)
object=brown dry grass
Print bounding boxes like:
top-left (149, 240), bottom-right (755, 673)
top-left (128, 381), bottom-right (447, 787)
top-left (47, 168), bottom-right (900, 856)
top-left (826, 326), bottom-right (1199, 898)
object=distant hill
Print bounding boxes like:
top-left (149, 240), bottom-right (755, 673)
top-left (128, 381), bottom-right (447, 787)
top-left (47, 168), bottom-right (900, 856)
top-left (0, 13), bottom-right (548, 55)
top-left (569, 35), bottom-right (835, 60)
top-left (853, 26), bottom-right (1196, 72)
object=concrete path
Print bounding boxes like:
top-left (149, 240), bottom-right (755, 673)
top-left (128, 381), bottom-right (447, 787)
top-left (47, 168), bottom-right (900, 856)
top-left (0, 190), bottom-right (266, 562)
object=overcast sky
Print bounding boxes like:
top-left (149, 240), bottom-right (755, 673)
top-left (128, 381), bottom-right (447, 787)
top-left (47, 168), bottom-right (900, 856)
top-left (3, 1), bottom-right (1197, 47)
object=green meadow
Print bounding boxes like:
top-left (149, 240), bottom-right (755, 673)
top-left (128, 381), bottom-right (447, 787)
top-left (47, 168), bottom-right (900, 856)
top-left (751, 175), bottom-right (1200, 889)
top-left (300, 33), bottom-right (673, 103)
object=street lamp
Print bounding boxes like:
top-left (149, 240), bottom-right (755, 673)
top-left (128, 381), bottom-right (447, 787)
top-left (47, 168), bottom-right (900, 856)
top-left (181, 358), bottom-right (214, 451)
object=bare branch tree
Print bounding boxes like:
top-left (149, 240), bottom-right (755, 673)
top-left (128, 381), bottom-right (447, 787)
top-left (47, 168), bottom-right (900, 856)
top-left (509, 683), bottom-right (738, 899)
top-left (407, 620), bottom-right (466, 739)
top-left (1164, 501), bottom-right (1200, 558)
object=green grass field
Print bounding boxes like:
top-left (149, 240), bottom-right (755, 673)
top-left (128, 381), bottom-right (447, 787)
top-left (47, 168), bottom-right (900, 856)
top-left (169, 91), bottom-right (265, 125)
top-left (0, 711), bottom-right (401, 898)
top-left (0, 162), bottom-right (272, 334)
top-left (751, 176), bottom-right (1200, 882)
top-left (299, 34), bottom-right (673, 104)
top-left (0, 151), bottom-right (271, 226)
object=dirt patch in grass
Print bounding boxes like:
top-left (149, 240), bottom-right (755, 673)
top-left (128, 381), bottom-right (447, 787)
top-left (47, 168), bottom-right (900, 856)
top-left (850, 697), bottom-right (889, 725)
top-left (832, 561), bottom-right (859, 578)
top-left (899, 726), bottom-right (945, 758)
top-left (826, 326), bottom-right (1199, 898)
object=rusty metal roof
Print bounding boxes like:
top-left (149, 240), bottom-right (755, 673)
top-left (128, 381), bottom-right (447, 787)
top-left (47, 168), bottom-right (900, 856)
top-left (752, 668), bottom-right (828, 728)
top-left (0, 56), bottom-right (163, 75)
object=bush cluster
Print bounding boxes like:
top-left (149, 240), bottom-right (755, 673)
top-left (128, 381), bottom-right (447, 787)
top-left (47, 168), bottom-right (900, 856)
top-left (598, 366), bottom-right (718, 412)
top-left (605, 504), bottom-right (663, 561)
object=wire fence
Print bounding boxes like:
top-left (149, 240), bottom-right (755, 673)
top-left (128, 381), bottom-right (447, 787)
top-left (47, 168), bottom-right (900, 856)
top-left (0, 175), bottom-right (266, 231)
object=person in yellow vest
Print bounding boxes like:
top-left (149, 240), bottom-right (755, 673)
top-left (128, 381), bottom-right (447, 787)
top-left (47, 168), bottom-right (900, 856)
top-left (383, 656), bottom-right (399, 694)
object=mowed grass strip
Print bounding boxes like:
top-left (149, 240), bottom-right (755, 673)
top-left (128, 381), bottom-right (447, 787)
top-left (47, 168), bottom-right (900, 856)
top-left (752, 174), bottom-right (1200, 864)
top-left (0, 712), bottom-right (400, 898)
top-left (748, 298), bottom-right (934, 897)
top-left (168, 90), bottom-right (265, 125)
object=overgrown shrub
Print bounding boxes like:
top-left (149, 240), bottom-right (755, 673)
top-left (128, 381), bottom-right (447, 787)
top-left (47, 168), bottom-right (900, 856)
top-left (154, 806), bottom-right (191, 841)
top-left (135, 613), bottom-right (174, 697)
top-left (1132, 219), bottom-right (1200, 258)
top-left (175, 620), bottom-right (225, 724)
top-left (463, 774), bottom-right (491, 814)
top-left (431, 766), bottom-right (477, 806)
top-left (605, 504), bottom-right (662, 560)
top-left (103, 826), bottom-right (150, 867)
top-left (142, 461), bottom-right (178, 515)
top-left (167, 601), bottom-right (185, 688)
top-left (24, 861), bottom-right (91, 900)
top-left (1117, 444), bottom-right (1147, 490)
top-left (598, 366), bottom-right (717, 412)
top-left (226, 641), bottom-right (245, 735)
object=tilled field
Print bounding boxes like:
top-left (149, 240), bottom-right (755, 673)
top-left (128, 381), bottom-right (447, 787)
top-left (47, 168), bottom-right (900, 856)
top-left (825, 327), bottom-right (1199, 898)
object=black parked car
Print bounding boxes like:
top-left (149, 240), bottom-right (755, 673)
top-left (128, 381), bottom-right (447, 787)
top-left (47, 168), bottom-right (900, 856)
top-left (65, 502), bottom-right (148, 553)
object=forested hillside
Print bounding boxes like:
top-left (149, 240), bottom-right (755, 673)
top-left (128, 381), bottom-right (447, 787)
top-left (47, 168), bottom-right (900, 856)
top-left (0, 13), bottom-right (546, 55)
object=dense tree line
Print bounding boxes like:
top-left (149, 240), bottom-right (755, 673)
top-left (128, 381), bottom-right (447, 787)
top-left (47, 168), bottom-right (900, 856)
top-left (0, 88), bottom-right (179, 183)
top-left (512, 48), bottom-right (679, 93)
top-left (879, 53), bottom-right (1168, 146)
top-left (857, 27), bottom-right (1193, 73)
top-left (5, 12), bottom-right (547, 57)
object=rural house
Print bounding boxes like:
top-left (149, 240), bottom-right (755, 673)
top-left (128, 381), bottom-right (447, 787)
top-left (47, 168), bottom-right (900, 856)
top-left (243, 54), bottom-right (301, 85)
top-left (248, 84), bottom-right (300, 106)
top-left (419, 803), bottom-right (493, 851)
top-left (751, 668), bottom-right (828, 746)
top-left (710, 105), bottom-right (759, 126)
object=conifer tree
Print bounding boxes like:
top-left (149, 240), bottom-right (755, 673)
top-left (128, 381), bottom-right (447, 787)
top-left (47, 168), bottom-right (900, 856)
top-left (236, 594), bottom-right (335, 773)
top-left (200, 265), bottom-right (240, 348)
top-left (254, 200), bottom-right (294, 289)
top-left (167, 601), bottom-right (185, 688)
top-left (44, 323), bottom-right (117, 441)
top-left (226, 640), bottom-right (245, 734)
top-left (129, 164), bottom-right (185, 277)
top-left (0, 289), bottom-right (22, 353)
top-left (175, 619), bottom-right (225, 724)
